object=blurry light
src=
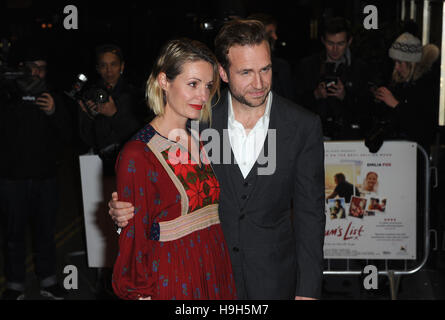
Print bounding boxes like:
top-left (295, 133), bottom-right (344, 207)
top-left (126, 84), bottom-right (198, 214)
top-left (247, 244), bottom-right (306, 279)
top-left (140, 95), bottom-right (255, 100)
top-left (41, 23), bottom-right (47, 29)
top-left (48, 23), bottom-right (53, 28)
top-left (201, 21), bottom-right (214, 31)
top-left (78, 74), bottom-right (88, 82)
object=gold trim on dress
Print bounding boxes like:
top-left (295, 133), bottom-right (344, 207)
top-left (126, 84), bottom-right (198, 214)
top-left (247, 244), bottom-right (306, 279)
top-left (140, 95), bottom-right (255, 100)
top-left (147, 134), bottom-right (189, 216)
top-left (158, 204), bottom-right (220, 242)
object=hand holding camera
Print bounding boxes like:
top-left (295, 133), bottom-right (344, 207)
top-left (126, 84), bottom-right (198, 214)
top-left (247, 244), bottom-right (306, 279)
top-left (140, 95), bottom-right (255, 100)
top-left (314, 82), bottom-right (328, 100)
top-left (35, 92), bottom-right (55, 113)
top-left (326, 78), bottom-right (345, 100)
top-left (97, 95), bottom-right (117, 117)
top-left (78, 94), bottom-right (117, 118)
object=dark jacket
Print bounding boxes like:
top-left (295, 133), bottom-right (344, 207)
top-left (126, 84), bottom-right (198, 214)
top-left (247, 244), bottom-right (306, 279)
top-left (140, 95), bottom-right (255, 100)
top-left (0, 84), bottom-right (72, 179)
top-left (374, 71), bottom-right (438, 152)
top-left (78, 77), bottom-right (141, 154)
top-left (371, 46), bottom-right (440, 153)
top-left (208, 90), bottom-right (326, 299)
top-left (296, 50), bottom-right (372, 139)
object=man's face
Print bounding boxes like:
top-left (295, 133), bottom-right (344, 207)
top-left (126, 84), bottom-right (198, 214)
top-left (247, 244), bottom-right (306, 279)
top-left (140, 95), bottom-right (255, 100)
top-left (97, 52), bottom-right (124, 87)
top-left (27, 60), bottom-right (47, 79)
top-left (265, 24), bottom-right (278, 42)
top-left (265, 23), bottom-right (278, 50)
top-left (219, 40), bottom-right (272, 109)
top-left (322, 32), bottom-right (351, 62)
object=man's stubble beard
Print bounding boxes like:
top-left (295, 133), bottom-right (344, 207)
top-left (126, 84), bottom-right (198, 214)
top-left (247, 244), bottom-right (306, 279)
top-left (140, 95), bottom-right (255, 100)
top-left (227, 80), bottom-right (271, 109)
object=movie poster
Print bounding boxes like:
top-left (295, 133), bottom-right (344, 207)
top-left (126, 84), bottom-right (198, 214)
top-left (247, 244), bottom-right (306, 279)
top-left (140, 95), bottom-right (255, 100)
top-left (323, 141), bottom-right (417, 260)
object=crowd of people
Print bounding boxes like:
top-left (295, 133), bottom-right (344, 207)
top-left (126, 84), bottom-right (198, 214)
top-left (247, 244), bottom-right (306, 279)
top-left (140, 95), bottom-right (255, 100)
top-left (0, 12), bottom-right (440, 300)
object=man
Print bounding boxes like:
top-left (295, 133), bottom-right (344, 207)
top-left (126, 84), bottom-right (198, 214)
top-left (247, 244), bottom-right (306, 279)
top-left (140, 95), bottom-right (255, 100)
top-left (0, 47), bottom-right (72, 300)
top-left (296, 17), bottom-right (371, 140)
top-left (78, 44), bottom-right (142, 175)
top-left (109, 20), bottom-right (325, 300)
top-left (247, 13), bottom-right (298, 102)
top-left (326, 173), bottom-right (360, 203)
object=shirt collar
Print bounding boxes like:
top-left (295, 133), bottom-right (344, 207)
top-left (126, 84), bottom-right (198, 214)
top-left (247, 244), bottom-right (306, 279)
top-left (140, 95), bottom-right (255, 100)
top-left (227, 91), bottom-right (273, 127)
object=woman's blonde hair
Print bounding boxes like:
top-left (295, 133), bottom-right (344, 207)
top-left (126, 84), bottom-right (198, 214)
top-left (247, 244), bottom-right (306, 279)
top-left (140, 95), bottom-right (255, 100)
top-left (146, 38), bottom-right (220, 123)
top-left (392, 61), bottom-right (416, 83)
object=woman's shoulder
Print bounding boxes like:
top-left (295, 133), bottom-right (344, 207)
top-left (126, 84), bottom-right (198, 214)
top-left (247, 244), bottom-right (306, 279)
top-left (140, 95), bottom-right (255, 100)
top-left (119, 125), bottom-right (155, 159)
top-left (132, 123), bottom-right (156, 144)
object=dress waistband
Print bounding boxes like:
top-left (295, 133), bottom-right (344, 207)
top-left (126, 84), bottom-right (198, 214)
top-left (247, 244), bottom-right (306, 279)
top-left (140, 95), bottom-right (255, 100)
top-left (150, 204), bottom-right (220, 242)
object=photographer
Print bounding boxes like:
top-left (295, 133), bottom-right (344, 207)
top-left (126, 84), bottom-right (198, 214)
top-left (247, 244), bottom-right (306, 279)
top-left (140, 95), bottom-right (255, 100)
top-left (370, 32), bottom-right (439, 153)
top-left (77, 44), bottom-right (141, 174)
top-left (296, 17), bottom-right (371, 140)
top-left (0, 47), bottom-right (72, 300)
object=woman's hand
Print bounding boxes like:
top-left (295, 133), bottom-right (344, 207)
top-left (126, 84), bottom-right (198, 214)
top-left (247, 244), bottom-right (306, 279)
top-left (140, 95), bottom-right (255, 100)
top-left (374, 87), bottom-right (399, 108)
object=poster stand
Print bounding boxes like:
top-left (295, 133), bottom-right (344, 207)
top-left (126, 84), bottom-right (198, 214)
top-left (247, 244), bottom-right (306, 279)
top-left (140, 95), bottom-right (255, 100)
top-left (323, 141), bottom-right (431, 300)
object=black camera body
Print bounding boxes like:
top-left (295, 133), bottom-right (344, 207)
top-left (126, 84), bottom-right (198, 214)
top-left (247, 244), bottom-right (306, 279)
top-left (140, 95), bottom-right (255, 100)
top-left (0, 65), bottom-right (49, 105)
top-left (322, 62), bottom-right (339, 88)
top-left (65, 74), bottom-right (110, 118)
top-left (83, 85), bottom-right (109, 105)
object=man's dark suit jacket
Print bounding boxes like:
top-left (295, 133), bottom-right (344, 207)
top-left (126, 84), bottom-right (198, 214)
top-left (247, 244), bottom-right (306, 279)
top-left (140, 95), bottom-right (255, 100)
top-left (205, 90), bottom-right (326, 299)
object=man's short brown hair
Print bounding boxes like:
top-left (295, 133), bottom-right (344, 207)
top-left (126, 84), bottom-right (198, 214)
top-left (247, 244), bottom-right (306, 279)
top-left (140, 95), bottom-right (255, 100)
top-left (214, 19), bottom-right (268, 71)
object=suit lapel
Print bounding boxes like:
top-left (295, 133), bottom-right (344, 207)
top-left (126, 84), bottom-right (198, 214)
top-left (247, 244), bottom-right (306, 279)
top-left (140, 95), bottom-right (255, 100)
top-left (207, 91), bottom-right (237, 194)
top-left (251, 94), bottom-right (294, 185)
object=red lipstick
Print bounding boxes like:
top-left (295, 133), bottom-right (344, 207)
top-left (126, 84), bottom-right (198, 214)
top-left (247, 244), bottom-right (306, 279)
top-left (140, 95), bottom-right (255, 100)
top-left (189, 104), bottom-right (203, 110)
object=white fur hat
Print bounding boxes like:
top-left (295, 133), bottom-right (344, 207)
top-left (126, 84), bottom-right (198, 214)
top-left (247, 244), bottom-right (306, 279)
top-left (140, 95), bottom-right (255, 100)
top-left (388, 32), bottom-right (422, 62)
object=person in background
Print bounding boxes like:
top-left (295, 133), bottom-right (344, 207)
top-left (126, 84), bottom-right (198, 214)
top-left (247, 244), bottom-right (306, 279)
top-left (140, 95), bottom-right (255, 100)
top-left (78, 44), bottom-right (141, 175)
top-left (247, 13), bottom-right (298, 102)
top-left (372, 32), bottom-right (439, 153)
top-left (0, 45), bottom-right (72, 300)
top-left (296, 16), bottom-right (371, 140)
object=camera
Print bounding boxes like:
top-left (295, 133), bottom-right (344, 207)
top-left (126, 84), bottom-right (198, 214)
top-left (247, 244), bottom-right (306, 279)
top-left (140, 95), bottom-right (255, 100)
top-left (0, 63), bottom-right (48, 104)
top-left (322, 62), bottom-right (339, 88)
top-left (65, 73), bottom-right (110, 117)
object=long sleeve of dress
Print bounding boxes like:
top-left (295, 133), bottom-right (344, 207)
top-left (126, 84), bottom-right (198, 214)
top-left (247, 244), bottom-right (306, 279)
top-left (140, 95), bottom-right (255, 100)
top-left (112, 141), bottom-right (155, 300)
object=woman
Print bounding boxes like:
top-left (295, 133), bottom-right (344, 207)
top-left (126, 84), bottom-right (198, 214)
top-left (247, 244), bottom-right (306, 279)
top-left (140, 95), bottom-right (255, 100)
top-left (373, 32), bottom-right (439, 152)
top-left (112, 38), bottom-right (236, 300)
top-left (362, 171), bottom-right (379, 194)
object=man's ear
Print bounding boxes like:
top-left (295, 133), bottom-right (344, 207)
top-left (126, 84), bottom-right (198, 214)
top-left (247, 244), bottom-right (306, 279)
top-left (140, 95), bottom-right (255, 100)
top-left (218, 64), bottom-right (229, 84)
top-left (347, 37), bottom-right (353, 47)
top-left (120, 61), bottom-right (125, 74)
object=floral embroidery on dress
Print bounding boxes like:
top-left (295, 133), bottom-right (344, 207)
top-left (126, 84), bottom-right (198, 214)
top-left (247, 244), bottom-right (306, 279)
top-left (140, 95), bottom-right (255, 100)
top-left (161, 142), bottom-right (219, 213)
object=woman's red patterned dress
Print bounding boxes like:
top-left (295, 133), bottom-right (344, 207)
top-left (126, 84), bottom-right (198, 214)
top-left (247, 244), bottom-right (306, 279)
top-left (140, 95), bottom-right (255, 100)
top-left (112, 124), bottom-right (236, 300)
